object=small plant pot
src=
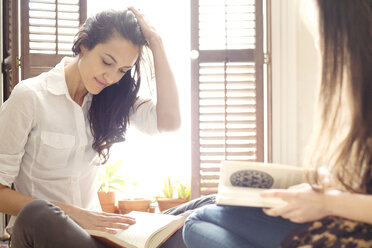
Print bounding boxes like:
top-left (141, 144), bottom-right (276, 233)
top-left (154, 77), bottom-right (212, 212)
top-left (157, 198), bottom-right (189, 212)
top-left (149, 206), bottom-right (156, 213)
top-left (97, 191), bottom-right (116, 213)
top-left (101, 204), bottom-right (118, 213)
top-left (118, 199), bottom-right (151, 214)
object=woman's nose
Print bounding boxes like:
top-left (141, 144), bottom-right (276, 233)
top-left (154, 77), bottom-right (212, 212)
top-left (103, 72), bottom-right (116, 85)
top-left (103, 70), bottom-right (121, 85)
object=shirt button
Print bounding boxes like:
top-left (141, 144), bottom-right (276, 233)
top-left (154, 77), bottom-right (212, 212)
top-left (80, 146), bottom-right (84, 151)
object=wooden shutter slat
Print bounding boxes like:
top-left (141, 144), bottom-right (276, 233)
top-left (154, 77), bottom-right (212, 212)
top-left (200, 189), bottom-right (218, 195)
top-left (200, 136), bottom-right (257, 141)
top-left (30, 39), bottom-right (73, 44)
top-left (200, 175), bottom-right (219, 180)
top-left (200, 183), bottom-right (219, 188)
top-left (201, 144), bottom-right (257, 149)
top-left (200, 160), bottom-right (221, 164)
top-left (200, 167), bottom-right (220, 172)
top-left (30, 23), bottom-right (79, 29)
top-left (200, 120), bottom-right (257, 125)
top-left (21, 0), bottom-right (86, 79)
top-left (200, 128), bottom-right (257, 133)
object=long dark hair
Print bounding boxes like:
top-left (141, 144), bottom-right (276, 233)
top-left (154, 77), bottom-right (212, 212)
top-left (72, 9), bottom-right (147, 164)
top-left (306, 0), bottom-right (372, 193)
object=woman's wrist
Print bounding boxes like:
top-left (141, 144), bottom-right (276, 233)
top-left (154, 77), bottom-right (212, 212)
top-left (53, 201), bottom-right (77, 217)
top-left (147, 33), bottom-right (162, 49)
top-left (323, 189), bottom-right (344, 217)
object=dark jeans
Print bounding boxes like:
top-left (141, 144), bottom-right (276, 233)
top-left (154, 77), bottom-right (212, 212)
top-left (183, 204), bottom-right (306, 248)
top-left (10, 195), bottom-right (215, 248)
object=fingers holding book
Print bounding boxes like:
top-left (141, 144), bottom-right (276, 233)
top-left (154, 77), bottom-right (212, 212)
top-left (260, 184), bottom-right (330, 223)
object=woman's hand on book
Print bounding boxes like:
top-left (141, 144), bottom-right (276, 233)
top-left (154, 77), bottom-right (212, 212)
top-left (260, 183), bottom-right (332, 223)
top-left (68, 207), bottom-right (136, 234)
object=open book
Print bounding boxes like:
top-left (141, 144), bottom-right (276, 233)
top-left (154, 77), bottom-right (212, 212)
top-left (216, 161), bottom-right (305, 208)
top-left (86, 211), bottom-right (186, 248)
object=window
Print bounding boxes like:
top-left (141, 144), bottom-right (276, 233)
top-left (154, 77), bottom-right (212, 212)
top-left (2, 0), bottom-right (87, 100)
top-left (190, 0), bottom-right (265, 198)
top-left (20, 0), bottom-right (87, 80)
top-left (2, 0), bottom-right (19, 100)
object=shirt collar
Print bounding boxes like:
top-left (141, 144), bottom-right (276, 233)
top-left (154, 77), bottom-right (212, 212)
top-left (45, 57), bottom-right (72, 96)
top-left (45, 56), bottom-right (93, 106)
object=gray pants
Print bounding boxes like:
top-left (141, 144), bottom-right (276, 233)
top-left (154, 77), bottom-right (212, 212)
top-left (10, 195), bottom-right (215, 248)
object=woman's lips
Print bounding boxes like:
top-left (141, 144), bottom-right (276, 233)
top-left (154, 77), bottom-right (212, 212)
top-left (95, 78), bottom-right (107, 88)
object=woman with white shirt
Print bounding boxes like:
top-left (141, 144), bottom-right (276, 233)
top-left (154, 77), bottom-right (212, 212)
top-left (0, 7), bottom-right (186, 247)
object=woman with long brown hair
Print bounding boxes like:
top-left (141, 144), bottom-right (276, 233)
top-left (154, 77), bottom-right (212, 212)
top-left (183, 0), bottom-right (372, 247)
top-left (0, 7), bottom-right (182, 247)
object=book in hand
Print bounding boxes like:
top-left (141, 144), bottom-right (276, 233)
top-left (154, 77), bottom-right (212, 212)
top-left (86, 211), bottom-right (186, 248)
top-left (216, 161), bottom-right (305, 208)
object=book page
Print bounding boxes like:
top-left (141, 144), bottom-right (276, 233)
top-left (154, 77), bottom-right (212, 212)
top-left (115, 212), bottom-right (184, 248)
top-left (217, 161), bottom-right (305, 208)
top-left (87, 211), bottom-right (186, 248)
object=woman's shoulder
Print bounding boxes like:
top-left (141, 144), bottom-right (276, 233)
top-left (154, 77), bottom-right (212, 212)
top-left (12, 75), bottom-right (44, 97)
top-left (6, 73), bottom-right (49, 108)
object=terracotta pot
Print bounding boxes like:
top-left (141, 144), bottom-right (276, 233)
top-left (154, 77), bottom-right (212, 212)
top-left (101, 204), bottom-right (117, 213)
top-left (149, 206), bottom-right (156, 213)
top-left (97, 191), bottom-right (116, 213)
top-left (118, 199), bottom-right (151, 214)
top-left (157, 198), bottom-right (189, 212)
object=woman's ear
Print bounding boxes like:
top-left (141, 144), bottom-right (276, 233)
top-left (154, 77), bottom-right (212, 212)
top-left (80, 45), bottom-right (88, 57)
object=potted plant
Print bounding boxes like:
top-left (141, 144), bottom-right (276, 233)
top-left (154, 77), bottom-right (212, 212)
top-left (97, 159), bottom-right (126, 213)
top-left (118, 198), bottom-right (152, 214)
top-left (177, 181), bottom-right (191, 201)
top-left (117, 179), bottom-right (152, 214)
top-left (157, 178), bottom-right (190, 211)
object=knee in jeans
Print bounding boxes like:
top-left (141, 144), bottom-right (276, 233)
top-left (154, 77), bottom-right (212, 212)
top-left (184, 210), bottom-right (202, 234)
top-left (16, 200), bottom-right (56, 227)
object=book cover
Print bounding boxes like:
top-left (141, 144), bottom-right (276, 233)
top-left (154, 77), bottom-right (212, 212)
top-left (216, 161), bottom-right (305, 208)
top-left (86, 211), bottom-right (186, 248)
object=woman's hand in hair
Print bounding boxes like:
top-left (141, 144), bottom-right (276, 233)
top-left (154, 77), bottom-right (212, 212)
top-left (260, 183), bottom-right (333, 223)
top-left (129, 7), bottom-right (181, 132)
top-left (129, 6), bottom-right (159, 47)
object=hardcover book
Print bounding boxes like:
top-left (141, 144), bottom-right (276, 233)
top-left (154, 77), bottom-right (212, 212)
top-left (216, 161), bottom-right (305, 208)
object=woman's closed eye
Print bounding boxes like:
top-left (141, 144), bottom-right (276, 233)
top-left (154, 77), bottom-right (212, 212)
top-left (102, 59), bottom-right (111, 66)
top-left (102, 59), bottom-right (126, 74)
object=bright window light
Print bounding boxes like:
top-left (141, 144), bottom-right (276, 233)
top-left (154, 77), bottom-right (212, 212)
top-left (88, 1), bottom-right (191, 198)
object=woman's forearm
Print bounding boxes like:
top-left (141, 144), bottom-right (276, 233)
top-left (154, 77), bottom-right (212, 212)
top-left (149, 35), bottom-right (181, 132)
top-left (325, 190), bottom-right (372, 224)
top-left (0, 184), bottom-right (35, 216)
top-left (0, 183), bottom-right (75, 217)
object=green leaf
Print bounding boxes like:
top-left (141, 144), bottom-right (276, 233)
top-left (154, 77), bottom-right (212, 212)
top-left (98, 159), bottom-right (125, 193)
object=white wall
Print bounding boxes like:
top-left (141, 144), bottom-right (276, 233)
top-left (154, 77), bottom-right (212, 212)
top-left (0, 0), bottom-right (3, 106)
top-left (271, 0), bottom-right (320, 166)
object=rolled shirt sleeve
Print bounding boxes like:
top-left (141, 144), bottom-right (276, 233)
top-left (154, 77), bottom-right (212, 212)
top-left (129, 98), bottom-right (159, 135)
top-left (0, 83), bottom-right (35, 187)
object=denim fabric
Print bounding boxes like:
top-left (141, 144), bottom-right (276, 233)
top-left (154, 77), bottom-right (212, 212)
top-left (183, 204), bottom-right (306, 248)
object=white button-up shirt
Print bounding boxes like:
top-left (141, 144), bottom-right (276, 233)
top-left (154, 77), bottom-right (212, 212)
top-left (0, 57), bottom-right (158, 213)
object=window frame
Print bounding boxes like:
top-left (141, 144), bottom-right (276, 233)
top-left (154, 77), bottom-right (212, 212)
top-left (190, 0), bottom-right (266, 199)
